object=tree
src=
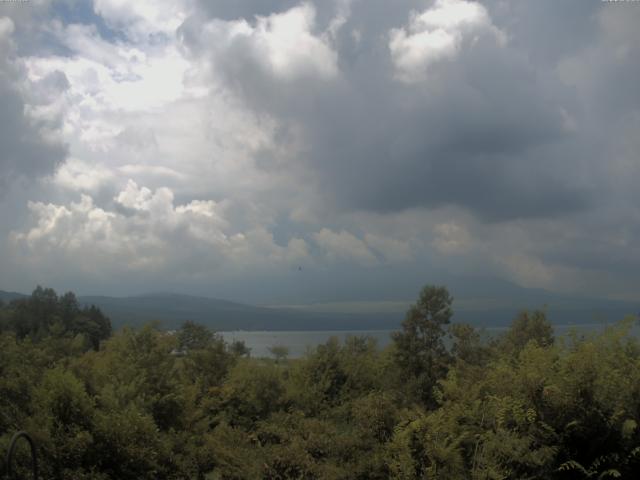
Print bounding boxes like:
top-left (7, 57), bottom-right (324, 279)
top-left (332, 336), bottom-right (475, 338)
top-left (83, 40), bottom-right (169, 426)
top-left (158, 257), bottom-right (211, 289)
top-left (0, 301), bottom-right (6, 333)
top-left (178, 321), bottom-right (214, 351)
top-left (217, 360), bottom-right (286, 428)
top-left (450, 323), bottom-right (491, 367)
top-left (1, 287), bottom-right (110, 350)
top-left (32, 368), bottom-right (97, 477)
top-left (73, 305), bottom-right (112, 350)
top-left (229, 340), bottom-right (251, 358)
top-left (269, 345), bottom-right (289, 364)
top-left (59, 291), bottom-right (80, 329)
top-left (499, 309), bottom-right (554, 355)
top-left (392, 285), bottom-right (453, 406)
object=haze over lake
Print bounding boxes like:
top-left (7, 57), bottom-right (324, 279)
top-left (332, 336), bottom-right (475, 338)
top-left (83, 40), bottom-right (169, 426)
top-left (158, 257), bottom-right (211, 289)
top-left (221, 322), bottom-right (640, 358)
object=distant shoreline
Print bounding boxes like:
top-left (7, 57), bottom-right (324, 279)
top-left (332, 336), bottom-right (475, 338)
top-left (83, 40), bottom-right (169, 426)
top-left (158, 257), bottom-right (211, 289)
top-left (219, 322), bottom-right (639, 358)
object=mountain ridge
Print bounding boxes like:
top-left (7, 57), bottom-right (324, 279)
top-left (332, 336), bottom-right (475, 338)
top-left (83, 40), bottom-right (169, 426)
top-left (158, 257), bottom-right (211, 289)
top-left (1, 288), bottom-right (637, 331)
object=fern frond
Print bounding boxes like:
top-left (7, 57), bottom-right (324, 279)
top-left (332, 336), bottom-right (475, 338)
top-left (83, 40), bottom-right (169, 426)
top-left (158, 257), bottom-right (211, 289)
top-left (598, 469), bottom-right (621, 479)
top-left (558, 459), bottom-right (589, 475)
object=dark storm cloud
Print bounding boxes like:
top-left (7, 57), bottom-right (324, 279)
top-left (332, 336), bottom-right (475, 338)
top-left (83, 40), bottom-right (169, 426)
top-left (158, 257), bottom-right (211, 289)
top-left (0, 23), bottom-right (68, 191)
top-left (4, 0), bottom-right (640, 304)
top-left (483, 0), bottom-right (602, 65)
top-left (302, 37), bottom-right (590, 221)
top-left (184, 0), bottom-right (597, 221)
top-left (0, 82), bottom-right (66, 183)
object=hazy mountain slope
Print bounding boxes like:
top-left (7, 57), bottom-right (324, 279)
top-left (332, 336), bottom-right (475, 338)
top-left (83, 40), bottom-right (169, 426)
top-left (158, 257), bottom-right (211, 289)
top-left (0, 290), bottom-right (26, 303)
top-left (77, 293), bottom-right (402, 331)
top-left (2, 288), bottom-right (636, 331)
top-left (78, 292), bottom-right (637, 331)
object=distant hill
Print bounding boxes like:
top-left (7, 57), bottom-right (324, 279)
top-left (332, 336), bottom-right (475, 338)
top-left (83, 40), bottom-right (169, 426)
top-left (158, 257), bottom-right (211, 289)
top-left (77, 293), bottom-right (402, 331)
top-left (76, 292), bottom-right (639, 331)
top-left (1, 289), bottom-right (637, 332)
top-left (0, 290), bottom-right (26, 303)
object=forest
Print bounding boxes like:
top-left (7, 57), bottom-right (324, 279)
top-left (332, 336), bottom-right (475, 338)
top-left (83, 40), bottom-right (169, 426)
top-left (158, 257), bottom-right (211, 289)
top-left (1, 285), bottom-right (640, 479)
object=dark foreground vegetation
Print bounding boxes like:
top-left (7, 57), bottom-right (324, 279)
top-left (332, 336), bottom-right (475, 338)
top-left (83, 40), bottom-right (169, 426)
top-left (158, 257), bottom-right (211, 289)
top-left (1, 286), bottom-right (639, 479)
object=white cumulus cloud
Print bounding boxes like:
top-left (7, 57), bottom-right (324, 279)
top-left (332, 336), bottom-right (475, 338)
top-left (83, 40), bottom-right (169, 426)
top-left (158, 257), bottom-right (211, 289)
top-left (12, 181), bottom-right (309, 275)
top-left (389, 0), bottom-right (504, 83)
top-left (202, 2), bottom-right (339, 81)
top-left (93, 0), bottom-right (192, 40)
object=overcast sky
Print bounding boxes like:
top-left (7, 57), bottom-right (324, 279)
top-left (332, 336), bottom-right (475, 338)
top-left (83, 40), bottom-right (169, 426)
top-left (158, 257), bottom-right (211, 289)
top-left (0, 0), bottom-right (639, 306)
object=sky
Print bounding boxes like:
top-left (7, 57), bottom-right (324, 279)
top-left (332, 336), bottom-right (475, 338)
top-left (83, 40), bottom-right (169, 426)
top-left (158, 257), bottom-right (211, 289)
top-left (0, 0), bottom-right (639, 306)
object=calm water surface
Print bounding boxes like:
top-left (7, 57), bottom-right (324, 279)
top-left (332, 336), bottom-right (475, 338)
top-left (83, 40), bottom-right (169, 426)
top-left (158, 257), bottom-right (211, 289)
top-left (220, 322), bottom-right (638, 358)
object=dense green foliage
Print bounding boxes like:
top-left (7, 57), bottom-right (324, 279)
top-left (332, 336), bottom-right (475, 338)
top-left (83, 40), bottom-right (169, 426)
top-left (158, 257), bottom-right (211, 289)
top-left (1, 286), bottom-right (639, 479)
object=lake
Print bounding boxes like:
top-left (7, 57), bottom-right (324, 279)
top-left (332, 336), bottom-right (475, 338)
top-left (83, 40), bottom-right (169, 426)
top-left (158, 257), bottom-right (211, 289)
top-left (220, 322), bottom-right (638, 358)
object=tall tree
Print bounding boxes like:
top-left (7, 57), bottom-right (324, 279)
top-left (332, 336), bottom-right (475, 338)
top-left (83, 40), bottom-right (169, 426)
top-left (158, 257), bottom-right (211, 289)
top-left (392, 285), bottom-right (453, 406)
